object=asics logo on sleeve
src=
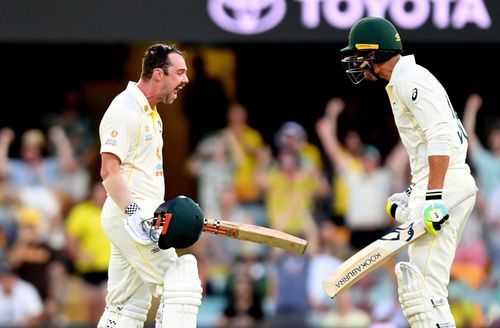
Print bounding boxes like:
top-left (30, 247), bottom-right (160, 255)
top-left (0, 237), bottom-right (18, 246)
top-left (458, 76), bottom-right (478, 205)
top-left (411, 88), bottom-right (418, 101)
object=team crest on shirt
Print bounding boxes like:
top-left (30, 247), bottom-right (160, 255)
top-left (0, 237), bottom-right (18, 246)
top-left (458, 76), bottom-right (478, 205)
top-left (105, 130), bottom-right (119, 146)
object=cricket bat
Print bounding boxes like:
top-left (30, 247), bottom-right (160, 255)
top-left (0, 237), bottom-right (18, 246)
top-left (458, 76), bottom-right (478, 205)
top-left (202, 218), bottom-right (308, 255)
top-left (322, 192), bottom-right (475, 298)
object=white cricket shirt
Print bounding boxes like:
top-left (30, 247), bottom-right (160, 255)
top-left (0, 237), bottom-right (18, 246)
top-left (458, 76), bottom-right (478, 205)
top-left (100, 82), bottom-right (165, 216)
top-left (386, 55), bottom-right (469, 184)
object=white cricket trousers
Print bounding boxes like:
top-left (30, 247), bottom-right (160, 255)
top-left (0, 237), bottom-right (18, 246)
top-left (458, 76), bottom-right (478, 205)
top-left (407, 169), bottom-right (477, 299)
top-left (101, 212), bottom-right (178, 306)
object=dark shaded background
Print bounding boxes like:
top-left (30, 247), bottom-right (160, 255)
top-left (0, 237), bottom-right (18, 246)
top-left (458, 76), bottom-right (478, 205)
top-left (2, 42), bottom-right (497, 159)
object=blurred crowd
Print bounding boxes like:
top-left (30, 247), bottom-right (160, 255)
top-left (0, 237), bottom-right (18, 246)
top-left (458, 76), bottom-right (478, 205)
top-left (0, 85), bottom-right (499, 328)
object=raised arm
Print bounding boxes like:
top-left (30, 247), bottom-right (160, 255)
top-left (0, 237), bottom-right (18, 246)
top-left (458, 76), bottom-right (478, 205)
top-left (315, 98), bottom-right (349, 172)
top-left (221, 128), bottom-right (245, 165)
top-left (255, 145), bottom-right (273, 193)
top-left (462, 93), bottom-right (483, 153)
top-left (385, 140), bottom-right (410, 191)
top-left (48, 126), bottom-right (79, 173)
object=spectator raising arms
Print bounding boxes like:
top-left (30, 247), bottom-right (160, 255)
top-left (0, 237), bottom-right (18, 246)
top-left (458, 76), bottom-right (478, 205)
top-left (462, 93), bottom-right (500, 199)
top-left (316, 97), bottom-right (408, 250)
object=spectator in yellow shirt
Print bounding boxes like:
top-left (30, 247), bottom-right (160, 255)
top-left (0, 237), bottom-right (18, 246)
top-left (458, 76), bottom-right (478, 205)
top-left (222, 103), bottom-right (267, 224)
top-left (64, 181), bottom-right (110, 326)
top-left (274, 121), bottom-right (324, 174)
top-left (256, 145), bottom-right (329, 253)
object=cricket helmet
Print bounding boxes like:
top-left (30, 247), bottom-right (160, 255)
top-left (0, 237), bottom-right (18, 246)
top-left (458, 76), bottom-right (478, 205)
top-left (154, 195), bottom-right (204, 250)
top-left (341, 16), bottom-right (403, 85)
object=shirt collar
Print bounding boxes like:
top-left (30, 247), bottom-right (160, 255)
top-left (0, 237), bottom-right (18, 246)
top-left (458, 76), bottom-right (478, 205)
top-left (126, 81), bottom-right (157, 115)
top-left (387, 55), bottom-right (416, 87)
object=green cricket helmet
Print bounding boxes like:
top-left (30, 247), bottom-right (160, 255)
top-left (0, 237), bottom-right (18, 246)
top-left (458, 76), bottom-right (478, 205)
top-left (154, 195), bottom-right (205, 250)
top-left (341, 16), bottom-right (403, 85)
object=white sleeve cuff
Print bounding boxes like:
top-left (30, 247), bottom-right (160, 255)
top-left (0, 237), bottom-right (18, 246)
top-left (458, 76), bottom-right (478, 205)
top-left (427, 138), bottom-right (451, 156)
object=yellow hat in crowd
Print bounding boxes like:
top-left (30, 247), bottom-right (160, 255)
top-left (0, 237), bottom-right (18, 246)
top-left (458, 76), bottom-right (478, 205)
top-left (16, 206), bottom-right (43, 226)
top-left (21, 129), bottom-right (46, 148)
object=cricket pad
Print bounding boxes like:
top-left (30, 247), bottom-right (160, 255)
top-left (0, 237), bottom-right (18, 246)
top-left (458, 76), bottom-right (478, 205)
top-left (155, 195), bottom-right (204, 250)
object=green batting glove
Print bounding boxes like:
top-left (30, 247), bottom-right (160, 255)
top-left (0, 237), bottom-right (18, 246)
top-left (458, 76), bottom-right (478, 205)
top-left (422, 189), bottom-right (449, 235)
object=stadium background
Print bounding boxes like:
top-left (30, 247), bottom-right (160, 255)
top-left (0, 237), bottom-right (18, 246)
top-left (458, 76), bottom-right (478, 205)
top-left (0, 0), bottom-right (499, 327)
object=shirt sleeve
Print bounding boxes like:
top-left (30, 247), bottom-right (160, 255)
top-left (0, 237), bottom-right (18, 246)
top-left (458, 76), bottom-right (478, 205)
top-left (99, 105), bottom-right (138, 163)
top-left (398, 74), bottom-right (452, 156)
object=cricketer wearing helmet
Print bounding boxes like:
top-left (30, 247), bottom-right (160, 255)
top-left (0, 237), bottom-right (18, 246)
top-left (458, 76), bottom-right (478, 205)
top-left (98, 43), bottom-right (204, 328)
top-left (341, 17), bottom-right (477, 327)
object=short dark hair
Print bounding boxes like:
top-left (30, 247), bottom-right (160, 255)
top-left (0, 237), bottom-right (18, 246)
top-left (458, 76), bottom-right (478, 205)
top-left (141, 43), bottom-right (183, 80)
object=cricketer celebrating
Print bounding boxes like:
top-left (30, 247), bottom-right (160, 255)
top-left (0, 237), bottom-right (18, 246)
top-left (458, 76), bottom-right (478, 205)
top-left (98, 44), bottom-right (204, 328)
top-left (340, 17), bottom-right (477, 327)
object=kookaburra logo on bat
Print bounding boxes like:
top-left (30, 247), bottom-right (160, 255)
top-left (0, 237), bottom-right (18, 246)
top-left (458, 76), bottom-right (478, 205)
top-left (381, 222), bottom-right (415, 242)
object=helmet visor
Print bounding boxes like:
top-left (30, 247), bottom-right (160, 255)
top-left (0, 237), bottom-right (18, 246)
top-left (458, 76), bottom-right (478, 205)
top-left (341, 51), bottom-right (374, 85)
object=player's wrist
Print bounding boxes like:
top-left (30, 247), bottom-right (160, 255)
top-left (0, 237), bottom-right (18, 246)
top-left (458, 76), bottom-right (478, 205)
top-left (123, 201), bottom-right (156, 245)
top-left (425, 189), bottom-right (443, 201)
top-left (424, 189), bottom-right (447, 213)
top-left (125, 200), bottom-right (141, 216)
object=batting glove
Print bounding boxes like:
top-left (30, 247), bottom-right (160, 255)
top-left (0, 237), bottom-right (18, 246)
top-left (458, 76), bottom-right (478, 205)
top-left (386, 186), bottom-right (412, 224)
top-left (422, 189), bottom-right (449, 235)
top-left (123, 201), bottom-right (157, 245)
